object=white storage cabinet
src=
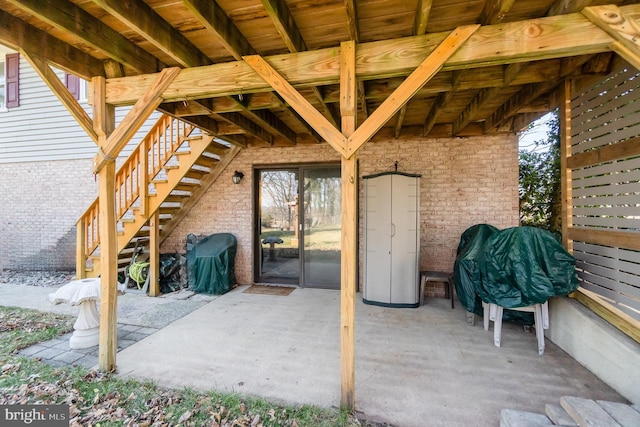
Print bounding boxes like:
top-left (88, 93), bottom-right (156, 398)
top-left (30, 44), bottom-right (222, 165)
top-left (363, 172), bottom-right (421, 307)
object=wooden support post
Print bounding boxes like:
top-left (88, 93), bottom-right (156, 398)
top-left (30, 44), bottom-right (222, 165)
top-left (97, 159), bottom-right (118, 371)
top-left (75, 218), bottom-right (86, 279)
top-left (340, 40), bottom-right (357, 411)
top-left (559, 79), bottom-right (573, 252)
top-left (148, 210), bottom-right (160, 297)
top-left (93, 76), bottom-right (118, 372)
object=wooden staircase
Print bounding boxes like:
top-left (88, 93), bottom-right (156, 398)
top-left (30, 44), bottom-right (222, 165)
top-left (76, 114), bottom-right (241, 282)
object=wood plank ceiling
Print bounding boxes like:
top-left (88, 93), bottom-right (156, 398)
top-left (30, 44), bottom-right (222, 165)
top-left (0, 0), bottom-right (634, 148)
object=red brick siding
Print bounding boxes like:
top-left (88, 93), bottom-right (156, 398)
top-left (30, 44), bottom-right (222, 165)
top-left (161, 134), bottom-right (519, 291)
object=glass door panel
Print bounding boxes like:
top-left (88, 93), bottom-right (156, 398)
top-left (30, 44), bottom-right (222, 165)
top-left (302, 167), bottom-right (341, 289)
top-left (258, 169), bottom-right (300, 285)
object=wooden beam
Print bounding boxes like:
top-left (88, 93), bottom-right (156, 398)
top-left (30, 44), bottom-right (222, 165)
top-left (485, 82), bottom-right (556, 131)
top-left (486, 54), bottom-right (594, 131)
top-left (93, 77), bottom-right (117, 372)
top-left (0, 10), bottom-right (104, 79)
top-left (243, 55), bottom-right (348, 156)
top-left (261, 0), bottom-right (307, 52)
top-left (217, 112), bottom-right (274, 145)
top-left (413, 0), bottom-right (433, 36)
top-left (148, 211), bottom-right (160, 297)
top-left (93, 67), bottom-right (181, 173)
top-left (423, 91), bottom-right (453, 136)
top-left (339, 39), bottom-right (357, 411)
top-left (560, 80), bottom-right (573, 252)
top-left (480, 0), bottom-right (516, 25)
top-left (183, 0), bottom-right (255, 61)
top-left (568, 136), bottom-right (640, 169)
top-left (582, 5), bottom-right (640, 71)
top-left (241, 109), bottom-right (297, 144)
top-left (93, 0), bottom-right (212, 67)
top-left (104, 6), bottom-right (634, 106)
top-left (22, 51), bottom-right (99, 144)
top-left (7, 0), bottom-right (159, 74)
top-left (260, 0), bottom-right (339, 128)
top-left (452, 87), bottom-right (500, 135)
top-left (568, 227), bottom-right (640, 252)
top-left (394, 105), bottom-right (407, 139)
top-left (344, 0), bottom-right (360, 42)
top-left (347, 25), bottom-right (479, 156)
top-left (547, 0), bottom-right (593, 16)
top-left (572, 288), bottom-right (640, 345)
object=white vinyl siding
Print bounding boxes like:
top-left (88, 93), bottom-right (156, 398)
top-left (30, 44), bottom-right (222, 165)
top-left (0, 58), bottom-right (160, 163)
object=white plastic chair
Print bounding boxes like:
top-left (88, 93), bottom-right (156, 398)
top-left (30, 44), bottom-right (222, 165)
top-left (483, 301), bottom-right (549, 355)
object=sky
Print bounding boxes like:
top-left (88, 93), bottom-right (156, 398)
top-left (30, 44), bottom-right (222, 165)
top-left (518, 112), bottom-right (554, 152)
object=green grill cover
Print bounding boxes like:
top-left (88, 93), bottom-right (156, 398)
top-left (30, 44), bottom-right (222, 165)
top-left (454, 225), bottom-right (579, 325)
top-left (453, 224), bottom-right (499, 316)
top-left (477, 226), bottom-right (579, 308)
top-left (186, 233), bottom-right (237, 295)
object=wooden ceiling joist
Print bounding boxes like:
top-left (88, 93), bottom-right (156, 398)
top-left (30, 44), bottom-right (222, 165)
top-left (261, 0), bottom-right (339, 128)
top-left (480, 0), bottom-right (516, 25)
top-left (0, 10), bottom-right (104, 79)
top-left (6, 0), bottom-right (159, 74)
top-left (92, 0), bottom-right (212, 68)
top-left (261, 0), bottom-right (306, 53)
top-left (182, 0), bottom-right (255, 61)
top-left (343, 0), bottom-right (360, 43)
top-left (413, 0), bottom-right (434, 36)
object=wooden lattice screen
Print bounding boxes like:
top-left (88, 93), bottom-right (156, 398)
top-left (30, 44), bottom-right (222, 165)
top-left (570, 61), bottom-right (640, 322)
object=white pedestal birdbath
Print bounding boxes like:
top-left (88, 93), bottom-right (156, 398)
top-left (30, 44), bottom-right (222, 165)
top-left (49, 278), bottom-right (101, 349)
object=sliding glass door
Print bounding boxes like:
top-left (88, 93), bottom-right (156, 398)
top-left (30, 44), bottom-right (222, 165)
top-left (255, 165), bottom-right (341, 289)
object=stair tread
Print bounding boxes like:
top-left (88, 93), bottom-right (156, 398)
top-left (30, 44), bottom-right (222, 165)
top-left (545, 404), bottom-right (577, 426)
top-left (561, 397), bottom-right (622, 427)
top-left (500, 409), bottom-right (553, 427)
top-left (596, 400), bottom-right (640, 427)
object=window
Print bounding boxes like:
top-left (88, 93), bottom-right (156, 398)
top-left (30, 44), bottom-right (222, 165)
top-left (64, 72), bottom-right (87, 101)
top-left (0, 56), bottom-right (5, 110)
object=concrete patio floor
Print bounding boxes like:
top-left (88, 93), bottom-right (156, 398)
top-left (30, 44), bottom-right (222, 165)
top-left (114, 285), bottom-right (625, 427)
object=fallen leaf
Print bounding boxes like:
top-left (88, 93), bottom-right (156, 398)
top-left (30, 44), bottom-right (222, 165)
top-left (178, 410), bottom-right (192, 424)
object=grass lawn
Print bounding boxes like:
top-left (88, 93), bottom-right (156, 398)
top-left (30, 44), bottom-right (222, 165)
top-left (0, 306), bottom-right (384, 426)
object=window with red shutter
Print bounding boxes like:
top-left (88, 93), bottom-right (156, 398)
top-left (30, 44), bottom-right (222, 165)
top-left (5, 53), bottom-right (19, 108)
top-left (65, 73), bottom-right (80, 100)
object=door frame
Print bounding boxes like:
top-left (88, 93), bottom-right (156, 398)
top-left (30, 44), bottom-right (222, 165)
top-left (253, 162), bottom-right (341, 287)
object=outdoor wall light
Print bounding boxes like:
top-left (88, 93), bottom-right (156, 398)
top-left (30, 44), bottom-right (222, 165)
top-left (232, 170), bottom-right (244, 184)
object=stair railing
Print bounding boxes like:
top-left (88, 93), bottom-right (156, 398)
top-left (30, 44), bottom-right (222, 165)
top-left (76, 114), bottom-right (195, 271)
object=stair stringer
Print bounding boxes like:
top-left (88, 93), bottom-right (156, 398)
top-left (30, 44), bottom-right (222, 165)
top-left (89, 134), bottom-right (222, 277)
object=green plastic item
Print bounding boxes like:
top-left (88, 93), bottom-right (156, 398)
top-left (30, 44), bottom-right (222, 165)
top-left (454, 225), bottom-right (579, 325)
top-left (453, 224), bottom-right (499, 316)
top-left (477, 226), bottom-right (579, 308)
top-left (186, 233), bottom-right (237, 295)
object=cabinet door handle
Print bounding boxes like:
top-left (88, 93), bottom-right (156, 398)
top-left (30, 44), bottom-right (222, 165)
top-left (391, 223), bottom-right (396, 237)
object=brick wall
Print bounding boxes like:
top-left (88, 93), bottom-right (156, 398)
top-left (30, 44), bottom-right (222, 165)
top-left (161, 134), bottom-right (519, 292)
top-left (0, 159), bottom-right (97, 271)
